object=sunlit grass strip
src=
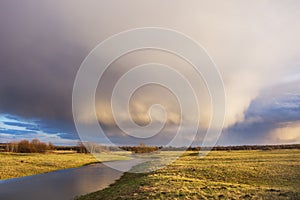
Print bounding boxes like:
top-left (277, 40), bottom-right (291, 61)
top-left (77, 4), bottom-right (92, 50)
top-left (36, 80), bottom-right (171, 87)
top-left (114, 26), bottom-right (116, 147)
top-left (0, 152), bottom-right (129, 180)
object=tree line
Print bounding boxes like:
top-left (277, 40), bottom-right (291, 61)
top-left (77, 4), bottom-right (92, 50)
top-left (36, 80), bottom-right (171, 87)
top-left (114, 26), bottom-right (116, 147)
top-left (179, 144), bottom-right (300, 151)
top-left (120, 143), bottom-right (160, 153)
top-left (3, 139), bottom-right (54, 153)
top-left (0, 141), bottom-right (299, 154)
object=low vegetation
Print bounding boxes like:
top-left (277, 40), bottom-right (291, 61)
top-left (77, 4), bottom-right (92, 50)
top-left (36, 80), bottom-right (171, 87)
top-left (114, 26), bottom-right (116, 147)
top-left (78, 149), bottom-right (300, 200)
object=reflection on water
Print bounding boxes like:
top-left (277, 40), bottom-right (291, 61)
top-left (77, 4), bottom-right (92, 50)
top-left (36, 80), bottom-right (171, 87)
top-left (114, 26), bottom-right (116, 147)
top-left (0, 160), bottom-right (141, 200)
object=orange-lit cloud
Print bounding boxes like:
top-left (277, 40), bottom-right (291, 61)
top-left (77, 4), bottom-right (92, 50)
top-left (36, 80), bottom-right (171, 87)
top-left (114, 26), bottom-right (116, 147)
top-left (271, 121), bottom-right (300, 143)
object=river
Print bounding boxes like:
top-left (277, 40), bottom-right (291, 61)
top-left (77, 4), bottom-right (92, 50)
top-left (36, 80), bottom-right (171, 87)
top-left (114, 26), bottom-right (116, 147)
top-left (0, 159), bottom-right (142, 200)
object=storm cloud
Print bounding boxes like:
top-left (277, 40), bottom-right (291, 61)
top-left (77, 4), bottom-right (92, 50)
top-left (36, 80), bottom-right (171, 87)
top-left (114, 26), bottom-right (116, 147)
top-left (0, 0), bottom-right (300, 145)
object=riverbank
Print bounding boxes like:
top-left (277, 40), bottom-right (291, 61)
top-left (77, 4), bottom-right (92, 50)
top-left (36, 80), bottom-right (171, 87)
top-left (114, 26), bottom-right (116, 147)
top-left (0, 160), bottom-right (142, 200)
top-left (0, 151), bottom-right (130, 180)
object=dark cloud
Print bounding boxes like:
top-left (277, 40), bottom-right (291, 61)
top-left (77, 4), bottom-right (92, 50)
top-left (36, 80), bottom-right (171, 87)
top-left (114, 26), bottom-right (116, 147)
top-left (0, 2), bottom-right (89, 135)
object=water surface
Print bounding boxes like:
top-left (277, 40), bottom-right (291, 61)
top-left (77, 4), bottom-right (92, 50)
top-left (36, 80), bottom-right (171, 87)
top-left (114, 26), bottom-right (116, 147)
top-left (0, 160), bottom-right (141, 200)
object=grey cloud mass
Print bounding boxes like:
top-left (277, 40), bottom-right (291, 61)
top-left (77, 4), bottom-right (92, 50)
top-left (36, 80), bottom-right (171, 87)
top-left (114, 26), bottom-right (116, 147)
top-left (0, 0), bottom-right (299, 145)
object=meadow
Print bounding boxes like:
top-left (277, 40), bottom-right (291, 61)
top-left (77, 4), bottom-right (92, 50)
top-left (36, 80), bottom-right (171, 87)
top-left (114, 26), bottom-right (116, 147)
top-left (0, 151), bottom-right (129, 180)
top-left (78, 149), bottom-right (300, 200)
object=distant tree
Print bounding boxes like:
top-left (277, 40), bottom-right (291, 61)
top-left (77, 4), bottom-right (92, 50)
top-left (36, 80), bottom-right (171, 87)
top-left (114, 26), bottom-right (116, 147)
top-left (139, 142), bottom-right (146, 147)
top-left (5, 142), bottom-right (19, 152)
top-left (48, 142), bottom-right (55, 150)
top-left (18, 140), bottom-right (31, 153)
top-left (30, 139), bottom-right (47, 153)
top-left (77, 142), bottom-right (88, 153)
top-left (87, 142), bottom-right (107, 153)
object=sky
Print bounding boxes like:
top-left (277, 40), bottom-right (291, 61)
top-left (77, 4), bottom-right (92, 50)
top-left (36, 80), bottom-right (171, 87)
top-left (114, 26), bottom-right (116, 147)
top-left (0, 0), bottom-right (299, 146)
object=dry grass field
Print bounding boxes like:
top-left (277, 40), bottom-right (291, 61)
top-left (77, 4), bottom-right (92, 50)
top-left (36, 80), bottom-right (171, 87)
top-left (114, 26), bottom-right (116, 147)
top-left (79, 149), bottom-right (300, 200)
